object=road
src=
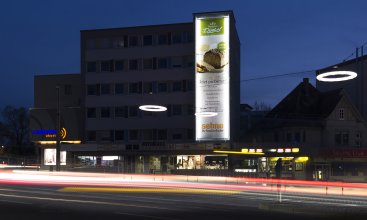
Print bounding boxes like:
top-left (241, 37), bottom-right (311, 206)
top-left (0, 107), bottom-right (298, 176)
top-left (0, 170), bottom-right (367, 220)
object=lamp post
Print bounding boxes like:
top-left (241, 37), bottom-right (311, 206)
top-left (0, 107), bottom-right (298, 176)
top-left (56, 85), bottom-right (61, 171)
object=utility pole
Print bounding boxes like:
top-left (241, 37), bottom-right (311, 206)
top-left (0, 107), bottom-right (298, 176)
top-left (56, 85), bottom-right (61, 171)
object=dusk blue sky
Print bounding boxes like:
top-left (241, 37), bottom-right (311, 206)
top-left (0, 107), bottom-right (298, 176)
top-left (1, 0), bottom-right (366, 109)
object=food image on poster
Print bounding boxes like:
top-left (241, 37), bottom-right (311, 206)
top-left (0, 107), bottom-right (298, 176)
top-left (195, 13), bottom-right (230, 141)
top-left (197, 40), bottom-right (229, 73)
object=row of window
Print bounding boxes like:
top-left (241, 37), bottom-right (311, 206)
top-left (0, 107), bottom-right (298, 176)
top-left (273, 130), bottom-right (362, 147)
top-left (87, 80), bottom-right (194, 96)
top-left (87, 104), bottom-right (194, 118)
top-left (86, 56), bottom-right (194, 73)
top-left (273, 131), bottom-right (307, 143)
top-left (86, 129), bottom-right (194, 142)
top-left (86, 31), bottom-right (193, 50)
top-left (334, 131), bottom-right (361, 147)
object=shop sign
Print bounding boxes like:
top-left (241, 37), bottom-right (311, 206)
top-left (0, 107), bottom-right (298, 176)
top-left (321, 149), bottom-right (367, 158)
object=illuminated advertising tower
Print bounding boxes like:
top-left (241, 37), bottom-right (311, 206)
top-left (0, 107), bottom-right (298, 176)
top-left (194, 11), bottom-right (240, 142)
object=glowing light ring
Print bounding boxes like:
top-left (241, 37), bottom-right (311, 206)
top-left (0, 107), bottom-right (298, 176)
top-left (316, 71), bottom-right (357, 82)
top-left (195, 112), bottom-right (218, 117)
top-left (139, 105), bottom-right (167, 112)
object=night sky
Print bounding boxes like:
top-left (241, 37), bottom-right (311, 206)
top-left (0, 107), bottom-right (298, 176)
top-left (1, 0), bottom-right (366, 109)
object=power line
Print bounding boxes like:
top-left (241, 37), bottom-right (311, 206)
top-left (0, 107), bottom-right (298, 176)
top-left (241, 42), bottom-right (366, 83)
top-left (343, 42), bottom-right (367, 62)
top-left (241, 70), bottom-right (315, 82)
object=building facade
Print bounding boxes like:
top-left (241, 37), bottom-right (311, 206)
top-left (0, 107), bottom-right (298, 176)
top-left (233, 78), bottom-right (367, 181)
top-left (31, 11), bottom-right (241, 173)
top-left (317, 54), bottom-right (367, 120)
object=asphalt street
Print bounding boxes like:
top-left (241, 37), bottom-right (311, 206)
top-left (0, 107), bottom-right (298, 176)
top-left (0, 182), bottom-right (367, 220)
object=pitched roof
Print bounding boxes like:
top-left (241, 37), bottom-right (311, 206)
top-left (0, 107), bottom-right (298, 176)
top-left (267, 78), bottom-right (343, 119)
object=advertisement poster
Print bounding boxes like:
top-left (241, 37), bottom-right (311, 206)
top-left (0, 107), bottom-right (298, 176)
top-left (44, 148), bottom-right (67, 165)
top-left (195, 13), bottom-right (230, 141)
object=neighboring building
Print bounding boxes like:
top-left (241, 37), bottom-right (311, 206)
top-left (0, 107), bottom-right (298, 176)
top-left (232, 78), bottom-right (367, 181)
top-left (317, 54), bottom-right (367, 120)
top-left (30, 11), bottom-right (241, 173)
top-left (30, 74), bottom-right (82, 166)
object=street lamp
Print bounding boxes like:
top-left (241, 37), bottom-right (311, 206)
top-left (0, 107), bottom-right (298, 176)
top-left (316, 46), bottom-right (363, 82)
top-left (55, 85), bottom-right (61, 171)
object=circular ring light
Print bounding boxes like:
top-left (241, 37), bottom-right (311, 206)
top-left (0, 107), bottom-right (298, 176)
top-left (195, 112), bottom-right (218, 117)
top-left (139, 105), bottom-right (167, 112)
top-left (317, 71), bottom-right (357, 82)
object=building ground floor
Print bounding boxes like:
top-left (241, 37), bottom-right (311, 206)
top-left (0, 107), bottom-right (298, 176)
top-left (36, 144), bottom-right (367, 182)
top-left (37, 142), bottom-right (230, 174)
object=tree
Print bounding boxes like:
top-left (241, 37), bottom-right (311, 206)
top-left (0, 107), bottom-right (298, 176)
top-left (1, 106), bottom-right (30, 154)
top-left (253, 101), bottom-right (272, 111)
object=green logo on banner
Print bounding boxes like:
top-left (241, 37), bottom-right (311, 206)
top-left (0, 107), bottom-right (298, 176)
top-left (201, 18), bottom-right (224, 36)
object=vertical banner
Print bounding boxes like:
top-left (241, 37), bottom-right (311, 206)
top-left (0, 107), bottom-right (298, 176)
top-left (195, 14), bottom-right (230, 141)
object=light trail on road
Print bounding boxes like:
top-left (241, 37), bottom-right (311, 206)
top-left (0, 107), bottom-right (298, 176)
top-left (1, 170), bottom-right (367, 197)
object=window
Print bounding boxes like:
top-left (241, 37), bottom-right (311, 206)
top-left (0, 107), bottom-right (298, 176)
top-left (87, 61), bottom-right (97, 72)
top-left (115, 83), bottom-right (124, 94)
top-left (129, 36), bottom-right (138, 47)
top-left (143, 129), bottom-right (155, 140)
top-left (187, 129), bottom-right (194, 140)
top-left (335, 131), bottom-right (349, 145)
top-left (87, 131), bottom-right (96, 141)
top-left (172, 105), bottom-right (182, 116)
top-left (157, 129), bottom-right (167, 140)
top-left (158, 34), bottom-right (168, 45)
top-left (172, 133), bottom-right (182, 140)
top-left (187, 104), bottom-right (194, 115)
top-left (158, 82), bottom-right (167, 92)
top-left (99, 39), bottom-right (111, 49)
top-left (129, 83), bottom-right (140, 94)
top-left (113, 38), bottom-right (125, 48)
top-left (143, 58), bottom-right (153, 69)
top-left (143, 35), bottom-right (153, 46)
top-left (100, 130), bottom-right (112, 141)
top-left (143, 82), bottom-right (153, 94)
top-left (87, 84), bottom-right (100, 96)
top-left (115, 107), bottom-right (125, 118)
top-left (183, 55), bottom-right (194, 67)
top-left (172, 81), bottom-right (182, 92)
top-left (129, 59), bottom-right (138, 70)
top-left (100, 107), bottom-right (110, 118)
top-left (129, 130), bottom-right (139, 140)
top-left (183, 31), bottom-right (193, 43)
top-left (294, 132), bottom-right (301, 143)
top-left (101, 84), bottom-right (110, 95)
top-left (274, 131), bottom-right (279, 142)
top-left (129, 106), bottom-right (138, 117)
top-left (115, 60), bottom-right (124, 71)
top-left (86, 39), bottom-right (96, 49)
top-left (339, 108), bottom-right (345, 120)
top-left (115, 130), bottom-right (124, 141)
top-left (171, 56), bottom-right (182, 68)
top-left (172, 32), bottom-right (182, 44)
top-left (158, 58), bottom-right (168, 69)
top-left (87, 108), bottom-right (96, 118)
top-left (64, 85), bottom-right (72, 95)
top-left (187, 80), bottom-right (194, 91)
top-left (355, 132), bottom-right (361, 147)
top-left (286, 132), bottom-right (292, 142)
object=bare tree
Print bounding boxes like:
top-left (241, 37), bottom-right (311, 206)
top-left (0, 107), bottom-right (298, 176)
top-left (1, 106), bottom-right (29, 154)
top-left (253, 101), bottom-right (272, 111)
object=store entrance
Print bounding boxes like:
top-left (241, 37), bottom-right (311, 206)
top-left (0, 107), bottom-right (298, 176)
top-left (313, 163), bottom-right (330, 181)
